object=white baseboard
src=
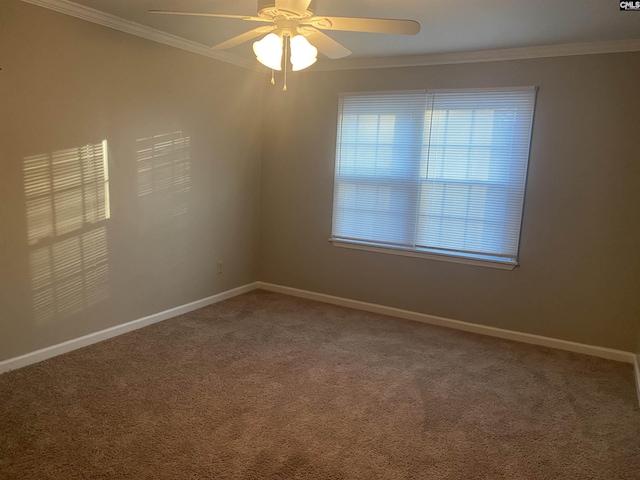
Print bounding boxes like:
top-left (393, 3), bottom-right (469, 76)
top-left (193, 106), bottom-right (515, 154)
top-left (256, 282), bottom-right (635, 365)
top-left (0, 282), bottom-right (259, 375)
top-left (3, 279), bottom-right (638, 406)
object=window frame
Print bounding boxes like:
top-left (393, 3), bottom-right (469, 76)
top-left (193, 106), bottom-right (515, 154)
top-left (329, 87), bottom-right (538, 270)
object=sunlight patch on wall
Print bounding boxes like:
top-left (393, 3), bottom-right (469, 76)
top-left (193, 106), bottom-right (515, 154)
top-left (23, 141), bottom-right (111, 326)
top-left (137, 132), bottom-right (191, 232)
top-left (136, 132), bottom-right (191, 272)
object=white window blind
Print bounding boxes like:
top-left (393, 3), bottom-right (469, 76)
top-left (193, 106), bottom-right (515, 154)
top-left (331, 87), bottom-right (537, 267)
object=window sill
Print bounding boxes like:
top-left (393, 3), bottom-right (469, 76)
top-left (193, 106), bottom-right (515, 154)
top-left (329, 239), bottom-right (518, 271)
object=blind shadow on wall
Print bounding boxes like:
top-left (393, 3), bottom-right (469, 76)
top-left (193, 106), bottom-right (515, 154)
top-left (23, 141), bottom-right (111, 326)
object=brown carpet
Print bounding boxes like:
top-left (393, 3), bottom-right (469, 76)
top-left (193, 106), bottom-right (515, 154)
top-left (1, 290), bottom-right (639, 479)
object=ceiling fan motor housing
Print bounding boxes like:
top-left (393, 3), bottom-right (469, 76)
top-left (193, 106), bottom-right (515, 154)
top-left (258, 0), bottom-right (317, 18)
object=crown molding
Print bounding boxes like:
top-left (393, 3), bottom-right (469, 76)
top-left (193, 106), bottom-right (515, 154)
top-left (310, 39), bottom-right (640, 71)
top-left (21, 0), bottom-right (262, 72)
top-left (21, 1), bottom-right (640, 73)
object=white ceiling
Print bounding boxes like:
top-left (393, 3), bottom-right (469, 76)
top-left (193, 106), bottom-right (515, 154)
top-left (38, 0), bottom-right (640, 62)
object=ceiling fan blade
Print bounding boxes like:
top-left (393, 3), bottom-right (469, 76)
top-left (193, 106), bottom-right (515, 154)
top-left (297, 27), bottom-right (351, 59)
top-left (304, 16), bottom-right (421, 35)
top-left (213, 26), bottom-right (276, 50)
top-left (275, 0), bottom-right (313, 16)
top-left (149, 10), bottom-right (269, 23)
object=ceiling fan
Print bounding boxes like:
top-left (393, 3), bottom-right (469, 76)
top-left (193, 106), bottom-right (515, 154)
top-left (150, 0), bottom-right (421, 79)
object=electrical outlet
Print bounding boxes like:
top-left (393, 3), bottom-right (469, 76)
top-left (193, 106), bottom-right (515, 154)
top-left (216, 261), bottom-right (223, 274)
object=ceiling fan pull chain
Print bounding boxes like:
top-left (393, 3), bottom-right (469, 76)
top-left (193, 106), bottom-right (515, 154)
top-left (271, 69), bottom-right (275, 85)
top-left (283, 36), bottom-right (289, 92)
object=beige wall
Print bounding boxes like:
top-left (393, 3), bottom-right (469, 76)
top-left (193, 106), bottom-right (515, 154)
top-left (2, 1), bottom-right (639, 361)
top-left (0, 0), bottom-right (263, 361)
top-left (259, 53), bottom-right (640, 351)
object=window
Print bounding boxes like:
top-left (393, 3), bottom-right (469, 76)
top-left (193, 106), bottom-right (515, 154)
top-left (331, 87), bottom-right (537, 269)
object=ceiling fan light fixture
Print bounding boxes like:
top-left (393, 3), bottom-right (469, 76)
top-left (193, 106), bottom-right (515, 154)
top-left (253, 33), bottom-right (283, 70)
top-left (290, 35), bottom-right (318, 71)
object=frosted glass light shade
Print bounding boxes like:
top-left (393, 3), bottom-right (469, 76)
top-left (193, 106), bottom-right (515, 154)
top-left (253, 33), bottom-right (283, 71)
top-left (290, 35), bottom-right (318, 71)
